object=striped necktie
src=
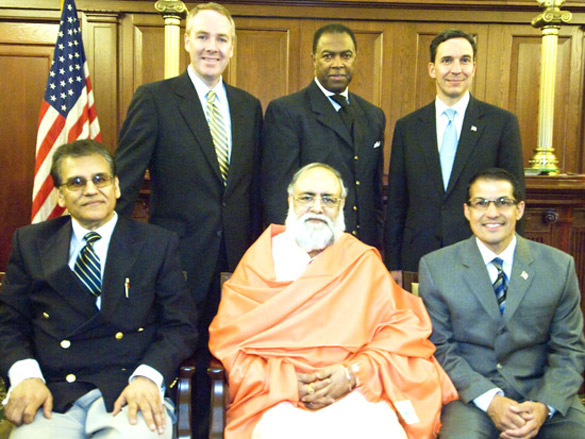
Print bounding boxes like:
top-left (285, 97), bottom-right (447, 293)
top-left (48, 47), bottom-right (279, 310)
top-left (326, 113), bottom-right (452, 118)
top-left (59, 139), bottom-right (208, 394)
top-left (492, 257), bottom-right (507, 314)
top-left (206, 90), bottom-right (229, 185)
top-left (440, 108), bottom-right (458, 190)
top-left (74, 231), bottom-right (102, 297)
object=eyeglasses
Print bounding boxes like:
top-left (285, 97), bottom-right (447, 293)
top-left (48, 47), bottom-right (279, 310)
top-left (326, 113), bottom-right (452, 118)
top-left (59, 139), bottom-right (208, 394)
top-left (293, 194), bottom-right (342, 208)
top-left (467, 197), bottom-right (518, 210)
top-left (61, 174), bottom-right (114, 192)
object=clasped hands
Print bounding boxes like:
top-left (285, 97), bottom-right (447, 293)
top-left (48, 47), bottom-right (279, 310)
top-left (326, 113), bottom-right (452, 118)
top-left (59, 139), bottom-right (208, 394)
top-left (297, 364), bottom-right (355, 410)
top-left (488, 395), bottom-right (549, 439)
top-left (5, 376), bottom-right (167, 435)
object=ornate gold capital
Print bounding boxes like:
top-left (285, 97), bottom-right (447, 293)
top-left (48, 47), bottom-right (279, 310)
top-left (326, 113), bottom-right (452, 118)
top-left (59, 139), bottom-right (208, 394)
top-left (154, 0), bottom-right (187, 18)
top-left (532, 0), bottom-right (572, 28)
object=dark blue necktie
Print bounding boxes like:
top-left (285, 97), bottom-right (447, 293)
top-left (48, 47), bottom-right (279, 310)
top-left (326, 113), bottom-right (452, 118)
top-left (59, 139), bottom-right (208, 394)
top-left (492, 257), bottom-right (507, 314)
top-left (74, 231), bottom-right (102, 297)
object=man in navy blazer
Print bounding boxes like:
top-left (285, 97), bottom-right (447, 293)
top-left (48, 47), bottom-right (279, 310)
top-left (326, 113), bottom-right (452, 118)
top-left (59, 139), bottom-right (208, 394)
top-left (115, 4), bottom-right (262, 436)
top-left (261, 23), bottom-right (386, 249)
top-left (0, 140), bottom-right (196, 439)
top-left (420, 168), bottom-right (585, 438)
top-left (385, 29), bottom-right (525, 285)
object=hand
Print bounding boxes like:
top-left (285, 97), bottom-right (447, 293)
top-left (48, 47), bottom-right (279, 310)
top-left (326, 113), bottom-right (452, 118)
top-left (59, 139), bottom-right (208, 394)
top-left (297, 365), bottom-right (354, 410)
top-left (390, 270), bottom-right (403, 287)
top-left (4, 378), bottom-right (52, 426)
top-left (499, 401), bottom-right (548, 439)
top-left (113, 376), bottom-right (166, 435)
top-left (487, 395), bottom-right (526, 432)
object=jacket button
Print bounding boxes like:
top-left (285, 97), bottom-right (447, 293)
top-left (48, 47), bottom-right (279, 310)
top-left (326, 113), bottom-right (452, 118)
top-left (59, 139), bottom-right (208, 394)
top-left (60, 340), bottom-right (71, 349)
top-left (137, 327), bottom-right (144, 332)
top-left (66, 374), bottom-right (76, 383)
top-left (115, 332), bottom-right (124, 340)
top-left (354, 155), bottom-right (358, 161)
top-left (353, 206), bottom-right (357, 211)
top-left (496, 363), bottom-right (503, 370)
top-left (355, 180), bottom-right (360, 186)
top-left (352, 230), bottom-right (357, 236)
top-left (216, 230), bottom-right (222, 237)
top-left (42, 312), bottom-right (50, 319)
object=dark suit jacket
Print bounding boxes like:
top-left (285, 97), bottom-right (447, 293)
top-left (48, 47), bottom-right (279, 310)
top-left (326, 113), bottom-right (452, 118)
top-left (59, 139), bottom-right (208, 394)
top-left (384, 96), bottom-right (525, 271)
top-left (419, 235), bottom-right (585, 416)
top-left (0, 216), bottom-right (197, 412)
top-left (261, 81), bottom-right (386, 249)
top-left (115, 71), bottom-right (263, 304)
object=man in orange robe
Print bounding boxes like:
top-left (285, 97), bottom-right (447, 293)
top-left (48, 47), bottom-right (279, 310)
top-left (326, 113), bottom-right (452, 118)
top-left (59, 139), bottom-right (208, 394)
top-left (209, 163), bottom-right (457, 438)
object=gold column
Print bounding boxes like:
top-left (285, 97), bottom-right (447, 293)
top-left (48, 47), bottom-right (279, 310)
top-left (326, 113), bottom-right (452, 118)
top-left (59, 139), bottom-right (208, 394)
top-left (528, 0), bottom-right (572, 174)
top-left (154, 0), bottom-right (187, 79)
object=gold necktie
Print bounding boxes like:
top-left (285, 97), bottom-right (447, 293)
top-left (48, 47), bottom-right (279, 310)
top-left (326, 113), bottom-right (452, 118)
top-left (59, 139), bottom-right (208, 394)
top-left (206, 90), bottom-right (229, 184)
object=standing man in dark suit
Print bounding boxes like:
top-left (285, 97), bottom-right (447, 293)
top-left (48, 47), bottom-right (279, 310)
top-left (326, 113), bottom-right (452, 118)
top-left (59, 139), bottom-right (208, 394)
top-left (0, 140), bottom-right (196, 439)
top-left (115, 3), bottom-right (262, 436)
top-left (385, 29), bottom-right (525, 285)
top-left (419, 168), bottom-right (585, 438)
top-left (261, 23), bottom-right (386, 249)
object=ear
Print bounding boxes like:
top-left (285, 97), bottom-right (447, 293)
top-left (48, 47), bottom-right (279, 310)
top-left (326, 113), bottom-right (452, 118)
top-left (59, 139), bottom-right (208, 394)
top-left (428, 62), bottom-right (436, 79)
top-left (516, 200), bottom-right (525, 221)
top-left (114, 176), bottom-right (121, 200)
top-left (57, 187), bottom-right (66, 208)
top-left (463, 202), bottom-right (471, 222)
top-left (184, 32), bottom-right (190, 52)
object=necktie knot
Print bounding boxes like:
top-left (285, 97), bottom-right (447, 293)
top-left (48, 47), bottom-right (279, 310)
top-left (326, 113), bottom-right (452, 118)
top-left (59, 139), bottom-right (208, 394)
top-left (444, 108), bottom-right (456, 122)
top-left (207, 90), bottom-right (216, 104)
top-left (84, 231), bottom-right (101, 246)
top-left (331, 94), bottom-right (349, 108)
top-left (492, 257), bottom-right (504, 272)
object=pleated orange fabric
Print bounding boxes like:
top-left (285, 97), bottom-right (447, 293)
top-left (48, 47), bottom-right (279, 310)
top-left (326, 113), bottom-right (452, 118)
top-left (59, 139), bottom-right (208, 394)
top-left (209, 225), bottom-right (458, 438)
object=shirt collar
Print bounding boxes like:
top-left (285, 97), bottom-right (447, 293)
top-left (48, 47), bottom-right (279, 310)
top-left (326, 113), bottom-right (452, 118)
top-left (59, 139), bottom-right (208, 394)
top-left (71, 211), bottom-right (118, 244)
top-left (314, 77), bottom-right (349, 100)
top-left (187, 64), bottom-right (227, 103)
top-left (475, 234), bottom-right (517, 270)
top-left (435, 91), bottom-right (470, 117)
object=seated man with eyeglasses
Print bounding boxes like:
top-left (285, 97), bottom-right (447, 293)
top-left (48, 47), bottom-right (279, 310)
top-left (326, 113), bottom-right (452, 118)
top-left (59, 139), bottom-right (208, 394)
top-left (209, 162), bottom-right (457, 439)
top-left (0, 139), bottom-right (197, 439)
top-left (419, 168), bottom-right (585, 439)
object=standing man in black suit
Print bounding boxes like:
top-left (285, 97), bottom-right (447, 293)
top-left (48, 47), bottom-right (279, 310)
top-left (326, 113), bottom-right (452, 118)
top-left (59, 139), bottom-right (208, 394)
top-left (0, 140), bottom-right (196, 439)
top-left (384, 29), bottom-right (525, 285)
top-left (114, 3), bottom-right (262, 437)
top-left (261, 23), bottom-right (386, 249)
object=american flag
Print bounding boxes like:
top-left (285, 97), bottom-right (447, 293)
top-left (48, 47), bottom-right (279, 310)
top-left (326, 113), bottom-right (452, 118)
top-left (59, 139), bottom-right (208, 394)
top-left (31, 0), bottom-right (101, 223)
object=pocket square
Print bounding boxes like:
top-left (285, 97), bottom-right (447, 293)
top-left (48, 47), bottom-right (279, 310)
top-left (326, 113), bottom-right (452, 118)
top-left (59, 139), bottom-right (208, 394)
top-left (373, 141), bottom-right (382, 149)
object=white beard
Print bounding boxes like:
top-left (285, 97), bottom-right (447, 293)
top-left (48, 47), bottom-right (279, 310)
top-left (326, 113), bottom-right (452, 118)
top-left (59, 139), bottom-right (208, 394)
top-left (285, 208), bottom-right (346, 254)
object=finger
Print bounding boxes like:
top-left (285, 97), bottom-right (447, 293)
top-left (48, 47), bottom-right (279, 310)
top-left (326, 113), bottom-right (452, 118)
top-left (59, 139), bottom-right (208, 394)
top-left (43, 394), bottom-right (53, 419)
top-left (153, 403), bottom-right (166, 434)
top-left (22, 404), bottom-right (38, 424)
top-left (112, 394), bottom-right (126, 417)
top-left (138, 401), bottom-right (156, 431)
top-left (296, 372), bottom-right (316, 383)
top-left (127, 401), bottom-right (139, 426)
top-left (5, 404), bottom-right (23, 426)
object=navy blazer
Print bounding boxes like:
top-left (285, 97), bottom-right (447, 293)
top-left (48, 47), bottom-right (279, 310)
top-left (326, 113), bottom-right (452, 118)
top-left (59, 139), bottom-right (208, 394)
top-left (0, 216), bottom-right (197, 412)
top-left (385, 96), bottom-right (525, 271)
top-left (261, 81), bottom-right (386, 249)
top-left (115, 71), bottom-right (263, 304)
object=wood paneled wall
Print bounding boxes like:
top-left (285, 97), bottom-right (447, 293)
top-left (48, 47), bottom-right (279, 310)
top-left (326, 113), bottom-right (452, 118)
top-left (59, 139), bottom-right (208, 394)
top-left (1, 0), bottom-right (585, 271)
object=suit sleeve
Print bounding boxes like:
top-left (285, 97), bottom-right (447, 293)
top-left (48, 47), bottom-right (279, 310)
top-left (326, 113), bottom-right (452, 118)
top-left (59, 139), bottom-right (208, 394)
top-left (115, 85), bottom-right (159, 218)
top-left (139, 233), bottom-right (198, 385)
top-left (260, 101), bottom-right (302, 227)
top-left (528, 257), bottom-right (585, 414)
top-left (0, 230), bottom-right (37, 378)
top-left (496, 113), bottom-right (525, 197)
top-left (419, 256), bottom-right (499, 403)
top-left (384, 120), bottom-right (408, 270)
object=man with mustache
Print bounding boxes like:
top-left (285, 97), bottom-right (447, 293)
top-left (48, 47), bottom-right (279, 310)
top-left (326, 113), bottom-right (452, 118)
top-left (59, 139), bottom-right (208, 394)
top-left (209, 163), bottom-right (457, 439)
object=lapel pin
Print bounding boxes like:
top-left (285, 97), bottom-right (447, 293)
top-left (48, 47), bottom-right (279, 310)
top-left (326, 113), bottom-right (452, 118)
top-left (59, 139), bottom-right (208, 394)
top-left (471, 125), bottom-right (478, 132)
top-left (521, 271), bottom-right (528, 280)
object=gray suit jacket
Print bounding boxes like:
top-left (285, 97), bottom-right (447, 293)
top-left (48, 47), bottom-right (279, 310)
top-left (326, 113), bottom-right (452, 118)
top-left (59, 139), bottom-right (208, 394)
top-left (419, 235), bottom-right (585, 416)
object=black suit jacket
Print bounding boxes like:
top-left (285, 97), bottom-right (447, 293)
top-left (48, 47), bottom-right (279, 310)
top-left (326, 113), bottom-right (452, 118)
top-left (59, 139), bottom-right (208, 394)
top-left (115, 71), bottom-right (263, 304)
top-left (385, 96), bottom-right (525, 271)
top-left (261, 81), bottom-right (386, 249)
top-left (0, 216), bottom-right (197, 412)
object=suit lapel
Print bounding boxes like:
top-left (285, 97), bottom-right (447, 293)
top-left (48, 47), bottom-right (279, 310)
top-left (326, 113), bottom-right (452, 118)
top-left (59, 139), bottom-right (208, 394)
top-left (308, 82), bottom-right (353, 147)
top-left (174, 72), bottom-right (223, 183)
top-left (415, 103), bottom-right (444, 195)
top-left (459, 237), bottom-right (502, 321)
top-left (100, 217), bottom-right (145, 318)
top-left (504, 236), bottom-right (535, 320)
top-left (447, 96), bottom-right (485, 195)
top-left (38, 219), bottom-right (99, 319)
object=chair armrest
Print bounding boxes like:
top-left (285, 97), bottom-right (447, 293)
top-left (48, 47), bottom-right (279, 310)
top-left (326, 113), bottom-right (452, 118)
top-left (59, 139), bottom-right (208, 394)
top-left (175, 356), bottom-right (196, 439)
top-left (208, 357), bottom-right (226, 439)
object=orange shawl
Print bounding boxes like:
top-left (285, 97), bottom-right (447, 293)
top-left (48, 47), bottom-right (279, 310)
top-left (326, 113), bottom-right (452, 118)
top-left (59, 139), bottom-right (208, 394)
top-left (209, 225), bottom-right (457, 438)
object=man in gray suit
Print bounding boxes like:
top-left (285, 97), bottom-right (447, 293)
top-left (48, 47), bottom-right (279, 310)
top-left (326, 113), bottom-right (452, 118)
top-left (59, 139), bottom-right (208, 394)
top-left (419, 168), bottom-right (585, 438)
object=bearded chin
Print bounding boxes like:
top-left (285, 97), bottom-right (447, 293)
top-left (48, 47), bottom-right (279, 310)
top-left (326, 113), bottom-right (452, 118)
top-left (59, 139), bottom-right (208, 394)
top-left (285, 209), bottom-right (346, 254)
